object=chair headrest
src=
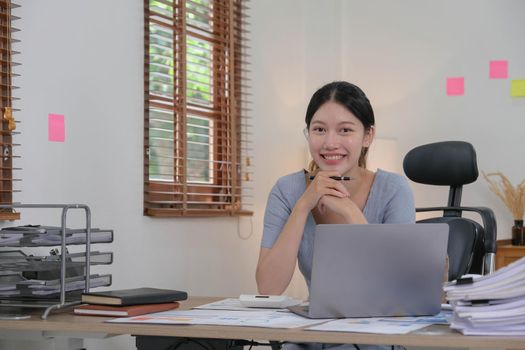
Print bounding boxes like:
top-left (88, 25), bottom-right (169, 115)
top-left (403, 141), bottom-right (478, 186)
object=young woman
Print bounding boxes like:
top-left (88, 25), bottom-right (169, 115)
top-left (256, 81), bottom-right (415, 295)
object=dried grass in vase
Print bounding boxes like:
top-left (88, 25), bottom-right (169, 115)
top-left (482, 171), bottom-right (525, 220)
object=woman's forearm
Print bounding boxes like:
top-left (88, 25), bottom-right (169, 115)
top-left (343, 201), bottom-right (368, 224)
top-left (256, 205), bottom-right (309, 295)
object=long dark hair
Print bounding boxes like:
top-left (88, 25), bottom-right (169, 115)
top-left (305, 81), bottom-right (375, 169)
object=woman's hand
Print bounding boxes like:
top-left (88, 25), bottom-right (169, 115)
top-left (296, 171), bottom-right (350, 213)
top-left (317, 188), bottom-right (367, 224)
top-left (317, 193), bottom-right (352, 214)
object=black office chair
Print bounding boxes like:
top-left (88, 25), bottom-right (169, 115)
top-left (403, 141), bottom-right (497, 281)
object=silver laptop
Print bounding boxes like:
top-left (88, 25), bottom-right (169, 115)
top-left (289, 223), bottom-right (449, 318)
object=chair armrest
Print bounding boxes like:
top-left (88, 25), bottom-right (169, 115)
top-left (416, 206), bottom-right (497, 254)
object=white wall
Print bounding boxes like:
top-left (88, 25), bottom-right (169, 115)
top-left (7, 1), bottom-right (525, 349)
top-left (251, 0), bottom-right (345, 299)
top-left (11, 0), bottom-right (341, 349)
top-left (341, 0), bottom-right (525, 233)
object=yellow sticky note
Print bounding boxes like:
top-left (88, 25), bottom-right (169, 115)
top-left (511, 79), bottom-right (525, 97)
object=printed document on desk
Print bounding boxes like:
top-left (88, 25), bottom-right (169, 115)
top-left (107, 309), bottom-right (331, 328)
top-left (306, 312), bottom-right (451, 335)
top-left (193, 298), bottom-right (294, 312)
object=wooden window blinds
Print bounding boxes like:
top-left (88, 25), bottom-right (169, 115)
top-left (0, 0), bottom-right (20, 220)
top-left (144, 0), bottom-right (252, 217)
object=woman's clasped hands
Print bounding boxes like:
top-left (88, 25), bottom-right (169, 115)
top-left (299, 171), bottom-right (353, 217)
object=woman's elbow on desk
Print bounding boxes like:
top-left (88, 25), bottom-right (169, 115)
top-left (256, 245), bottom-right (298, 295)
top-left (256, 262), bottom-right (288, 296)
top-left (256, 279), bottom-right (286, 296)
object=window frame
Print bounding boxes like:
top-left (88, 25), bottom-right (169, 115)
top-left (144, 0), bottom-right (252, 217)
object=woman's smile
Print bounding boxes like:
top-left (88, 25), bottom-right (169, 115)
top-left (320, 153), bottom-right (347, 165)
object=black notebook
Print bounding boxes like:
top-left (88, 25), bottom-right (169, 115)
top-left (81, 287), bottom-right (188, 306)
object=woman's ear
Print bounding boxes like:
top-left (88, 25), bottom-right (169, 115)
top-left (363, 126), bottom-right (375, 148)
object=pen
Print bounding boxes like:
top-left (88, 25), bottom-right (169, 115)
top-left (309, 175), bottom-right (354, 181)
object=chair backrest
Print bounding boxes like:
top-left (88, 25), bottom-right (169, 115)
top-left (403, 141), bottom-right (478, 208)
top-left (403, 141), bottom-right (497, 280)
top-left (417, 217), bottom-right (483, 280)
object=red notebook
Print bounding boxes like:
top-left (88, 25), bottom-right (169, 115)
top-left (73, 302), bottom-right (179, 317)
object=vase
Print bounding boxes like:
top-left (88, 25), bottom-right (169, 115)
top-left (512, 220), bottom-right (524, 246)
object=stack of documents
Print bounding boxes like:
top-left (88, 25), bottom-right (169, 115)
top-left (0, 274), bottom-right (112, 298)
top-left (0, 249), bottom-right (113, 300)
top-left (444, 256), bottom-right (525, 335)
top-left (0, 226), bottom-right (114, 246)
top-left (0, 250), bottom-right (113, 272)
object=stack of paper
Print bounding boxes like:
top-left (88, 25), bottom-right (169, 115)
top-left (0, 274), bottom-right (112, 298)
top-left (0, 250), bottom-right (113, 272)
top-left (305, 312), bottom-right (450, 335)
top-left (0, 226), bottom-right (114, 246)
top-left (444, 257), bottom-right (525, 335)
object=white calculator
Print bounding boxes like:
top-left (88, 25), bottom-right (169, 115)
top-left (239, 294), bottom-right (302, 308)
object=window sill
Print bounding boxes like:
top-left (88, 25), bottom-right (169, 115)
top-left (0, 211), bottom-right (21, 221)
top-left (144, 208), bottom-right (253, 217)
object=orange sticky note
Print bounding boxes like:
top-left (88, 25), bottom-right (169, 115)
top-left (490, 60), bottom-right (508, 79)
top-left (48, 114), bottom-right (65, 142)
top-left (446, 77), bottom-right (464, 96)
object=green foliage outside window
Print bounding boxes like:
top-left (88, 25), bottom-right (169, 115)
top-left (148, 0), bottom-right (214, 183)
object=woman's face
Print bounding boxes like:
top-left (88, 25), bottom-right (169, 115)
top-left (307, 100), bottom-right (373, 175)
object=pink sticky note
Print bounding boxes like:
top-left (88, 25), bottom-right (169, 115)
top-left (48, 114), bottom-right (65, 142)
top-left (446, 77), bottom-right (464, 96)
top-left (489, 60), bottom-right (508, 79)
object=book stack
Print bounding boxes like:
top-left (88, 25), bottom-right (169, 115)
top-left (444, 257), bottom-right (525, 335)
top-left (75, 287), bottom-right (188, 317)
